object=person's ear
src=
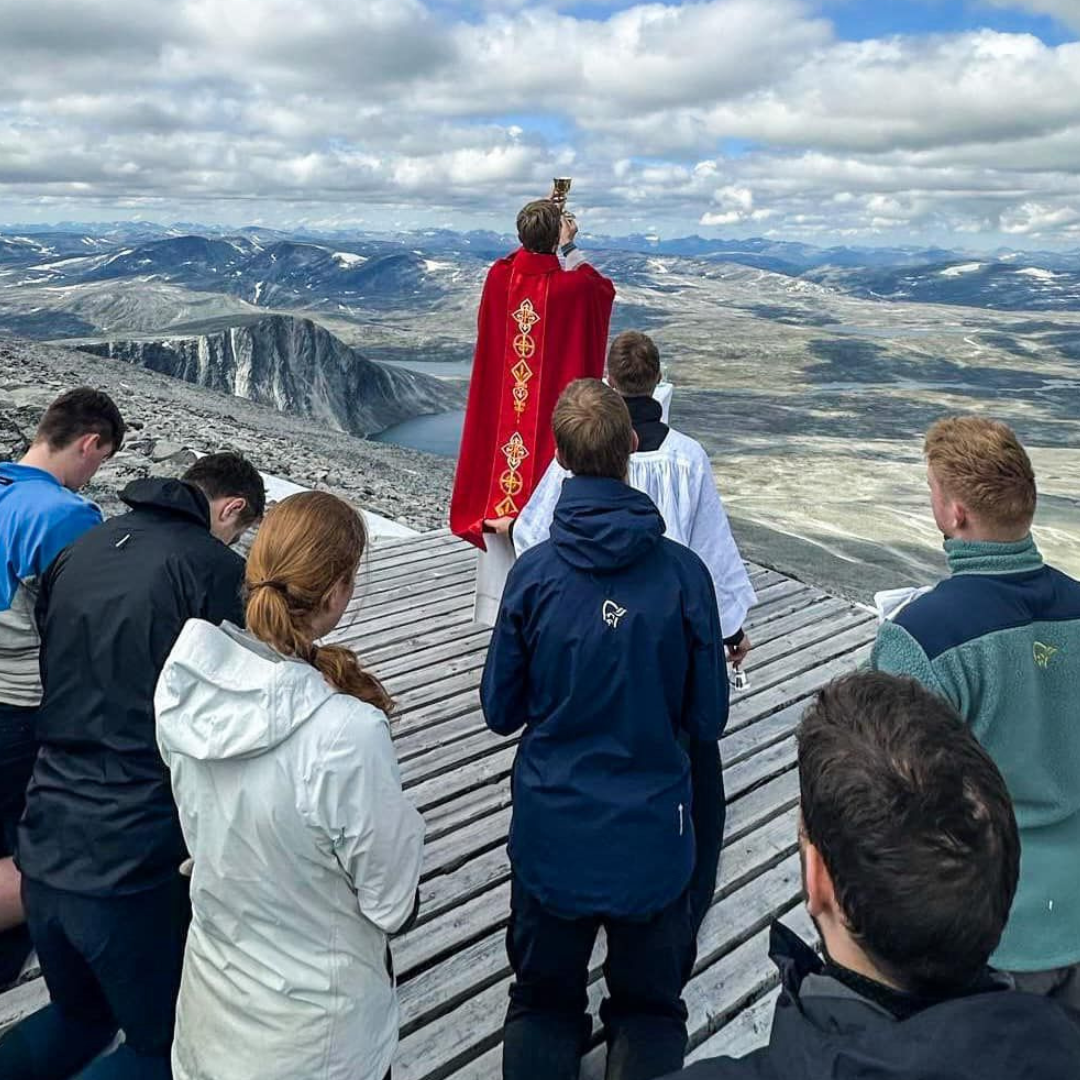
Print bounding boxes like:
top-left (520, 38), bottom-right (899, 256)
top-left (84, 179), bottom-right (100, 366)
top-left (76, 432), bottom-right (103, 458)
top-left (630, 430), bottom-right (640, 454)
top-left (221, 497), bottom-right (247, 526)
top-left (952, 501), bottom-right (968, 532)
top-left (802, 838), bottom-right (836, 921)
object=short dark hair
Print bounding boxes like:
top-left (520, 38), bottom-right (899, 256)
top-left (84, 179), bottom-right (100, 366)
top-left (183, 452), bottom-right (266, 527)
top-left (607, 331), bottom-right (661, 396)
top-left (35, 387), bottom-right (125, 453)
top-left (517, 200), bottom-right (562, 254)
top-left (798, 671), bottom-right (1020, 993)
top-left (552, 379), bottom-right (633, 480)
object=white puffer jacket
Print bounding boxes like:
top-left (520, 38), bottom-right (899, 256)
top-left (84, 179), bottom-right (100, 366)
top-left (155, 619), bottom-right (425, 1080)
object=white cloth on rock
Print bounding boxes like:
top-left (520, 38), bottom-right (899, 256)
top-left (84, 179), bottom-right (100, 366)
top-left (513, 428), bottom-right (756, 639)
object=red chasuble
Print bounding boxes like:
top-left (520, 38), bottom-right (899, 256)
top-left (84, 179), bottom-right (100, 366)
top-left (450, 248), bottom-right (615, 548)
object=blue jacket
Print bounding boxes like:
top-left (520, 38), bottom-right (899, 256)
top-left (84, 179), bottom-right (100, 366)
top-left (481, 476), bottom-right (728, 918)
top-left (0, 462), bottom-right (102, 706)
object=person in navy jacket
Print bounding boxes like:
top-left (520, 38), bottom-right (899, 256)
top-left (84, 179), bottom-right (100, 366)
top-left (481, 378), bottom-right (728, 1080)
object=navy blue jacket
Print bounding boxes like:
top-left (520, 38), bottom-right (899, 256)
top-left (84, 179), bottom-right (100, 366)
top-left (481, 476), bottom-right (728, 918)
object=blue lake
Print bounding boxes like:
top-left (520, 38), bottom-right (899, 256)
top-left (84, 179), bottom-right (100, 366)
top-left (372, 409), bottom-right (465, 458)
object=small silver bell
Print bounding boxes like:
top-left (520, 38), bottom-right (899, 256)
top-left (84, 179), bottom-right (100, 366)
top-left (732, 665), bottom-right (749, 691)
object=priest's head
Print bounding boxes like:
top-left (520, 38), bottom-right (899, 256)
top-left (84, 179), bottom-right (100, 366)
top-left (517, 199), bottom-right (563, 254)
top-left (552, 379), bottom-right (638, 481)
top-left (607, 331), bottom-right (661, 397)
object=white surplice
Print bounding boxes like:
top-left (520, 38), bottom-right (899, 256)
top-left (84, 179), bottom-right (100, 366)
top-left (513, 427), bottom-right (757, 639)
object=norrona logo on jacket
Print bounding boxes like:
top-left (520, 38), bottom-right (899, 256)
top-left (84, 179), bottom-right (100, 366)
top-left (481, 475), bottom-right (729, 920)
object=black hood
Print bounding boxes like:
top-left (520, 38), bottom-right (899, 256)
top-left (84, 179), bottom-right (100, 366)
top-left (120, 478), bottom-right (210, 529)
top-left (759, 922), bottom-right (1080, 1079)
top-left (550, 475), bottom-right (665, 573)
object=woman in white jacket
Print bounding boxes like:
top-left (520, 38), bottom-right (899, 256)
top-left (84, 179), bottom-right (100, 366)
top-left (155, 491), bottom-right (425, 1080)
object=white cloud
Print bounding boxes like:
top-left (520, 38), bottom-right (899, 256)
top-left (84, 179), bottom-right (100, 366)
top-left (985, 0), bottom-right (1080, 31)
top-left (0, 0), bottom-right (1079, 244)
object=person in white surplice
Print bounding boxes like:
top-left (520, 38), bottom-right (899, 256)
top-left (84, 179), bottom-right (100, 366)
top-left (490, 330), bottom-right (757, 665)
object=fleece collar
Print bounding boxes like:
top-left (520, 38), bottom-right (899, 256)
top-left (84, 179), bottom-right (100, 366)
top-left (945, 535), bottom-right (1043, 577)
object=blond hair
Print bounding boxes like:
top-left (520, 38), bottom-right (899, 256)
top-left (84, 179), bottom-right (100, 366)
top-left (925, 417), bottom-right (1036, 531)
top-left (246, 492), bottom-right (393, 714)
top-left (552, 379), bottom-right (634, 479)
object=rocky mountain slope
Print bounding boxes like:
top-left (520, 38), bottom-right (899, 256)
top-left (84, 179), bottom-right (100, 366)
top-left (0, 337), bottom-right (454, 529)
top-left (76, 314), bottom-right (463, 437)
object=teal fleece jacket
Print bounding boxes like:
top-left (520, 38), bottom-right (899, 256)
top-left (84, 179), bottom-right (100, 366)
top-left (871, 536), bottom-right (1080, 973)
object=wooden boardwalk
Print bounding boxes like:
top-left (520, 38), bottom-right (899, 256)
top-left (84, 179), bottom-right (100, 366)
top-left (0, 528), bottom-right (878, 1076)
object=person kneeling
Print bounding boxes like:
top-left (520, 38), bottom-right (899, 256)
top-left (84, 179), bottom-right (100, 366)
top-left (481, 379), bottom-right (728, 1080)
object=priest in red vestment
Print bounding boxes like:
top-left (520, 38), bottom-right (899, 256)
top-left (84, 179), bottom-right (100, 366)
top-left (450, 198), bottom-right (615, 549)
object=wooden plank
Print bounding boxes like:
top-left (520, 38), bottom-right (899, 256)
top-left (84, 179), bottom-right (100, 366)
top-left (366, 624), bottom-right (490, 671)
top-left (356, 549), bottom-right (477, 597)
top-left (335, 603), bottom-right (476, 656)
top-left (333, 586), bottom-right (473, 641)
top-left (0, 977), bottom-right (49, 1035)
top-left (396, 623), bottom-right (872, 795)
top-left (350, 581), bottom-right (476, 631)
top-left (686, 986), bottom-right (778, 1063)
top-left (355, 566), bottom-right (476, 614)
top-left (401, 774), bottom-right (802, 1005)
top-left (392, 600), bottom-right (872, 763)
top-left (378, 630), bottom-right (492, 683)
top-left (393, 850), bottom-right (805, 1080)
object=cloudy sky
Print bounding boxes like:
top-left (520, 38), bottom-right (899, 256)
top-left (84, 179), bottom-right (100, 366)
top-left (2, 0), bottom-right (1079, 246)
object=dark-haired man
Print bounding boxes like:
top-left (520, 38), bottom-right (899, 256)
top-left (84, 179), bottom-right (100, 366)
top-left (450, 193), bottom-right (615, 622)
top-left (662, 672), bottom-right (1080, 1080)
top-left (0, 452), bottom-right (265, 1079)
top-left (0, 387), bottom-right (125, 987)
top-left (482, 380), bottom-right (727, 1080)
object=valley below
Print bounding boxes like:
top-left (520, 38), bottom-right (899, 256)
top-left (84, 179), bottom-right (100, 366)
top-left (2, 223), bottom-right (1079, 602)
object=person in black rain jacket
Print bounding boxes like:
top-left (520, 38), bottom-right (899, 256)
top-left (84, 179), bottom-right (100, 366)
top-left (661, 673), bottom-right (1080, 1080)
top-left (481, 379), bottom-right (728, 1080)
top-left (0, 452), bottom-right (265, 1080)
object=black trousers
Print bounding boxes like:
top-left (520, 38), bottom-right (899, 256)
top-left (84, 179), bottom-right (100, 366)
top-left (0, 703), bottom-right (37, 989)
top-left (503, 875), bottom-right (697, 1080)
top-left (0, 874), bottom-right (190, 1079)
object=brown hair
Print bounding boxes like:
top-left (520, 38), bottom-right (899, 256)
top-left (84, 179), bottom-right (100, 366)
top-left (552, 379), bottom-right (633, 480)
top-left (35, 387), bottom-right (125, 453)
top-left (924, 417), bottom-right (1036, 530)
top-left (245, 491), bottom-right (393, 714)
top-left (799, 672), bottom-right (1019, 993)
top-left (607, 331), bottom-right (661, 396)
top-left (517, 199), bottom-right (562, 254)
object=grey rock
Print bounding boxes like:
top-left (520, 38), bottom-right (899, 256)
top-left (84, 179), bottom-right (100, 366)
top-left (0, 336), bottom-right (453, 532)
top-left (150, 439), bottom-right (186, 462)
top-left (77, 315), bottom-right (464, 439)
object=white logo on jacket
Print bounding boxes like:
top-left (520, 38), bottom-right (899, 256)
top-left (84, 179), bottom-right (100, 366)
top-left (602, 600), bottom-right (627, 629)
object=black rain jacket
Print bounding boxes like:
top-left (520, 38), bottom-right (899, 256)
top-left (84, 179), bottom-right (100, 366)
top-left (18, 479), bottom-right (245, 896)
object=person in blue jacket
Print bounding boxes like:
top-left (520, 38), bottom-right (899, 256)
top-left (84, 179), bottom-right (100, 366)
top-left (481, 378), bottom-right (728, 1080)
top-left (0, 387), bottom-right (124, 988)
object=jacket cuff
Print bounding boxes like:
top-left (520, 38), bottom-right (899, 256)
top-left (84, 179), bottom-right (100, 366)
top-left (724, 628), bottom-right (745, 649)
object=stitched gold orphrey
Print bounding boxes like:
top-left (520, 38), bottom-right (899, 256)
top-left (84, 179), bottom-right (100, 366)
top-left (497, 298), bottom-right (540, 516)
top-left (496, 431), bottom-right (530, 516)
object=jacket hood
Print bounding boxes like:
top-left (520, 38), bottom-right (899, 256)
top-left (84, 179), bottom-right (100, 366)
top-left (761, 922), bottom-right (1080, 1079)
top-left (156, 620), bottom-right (338, 762)
top-left (121, 477), bottom-right (210, 528)
top-left (550, 475), bottom-right (664, 573)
